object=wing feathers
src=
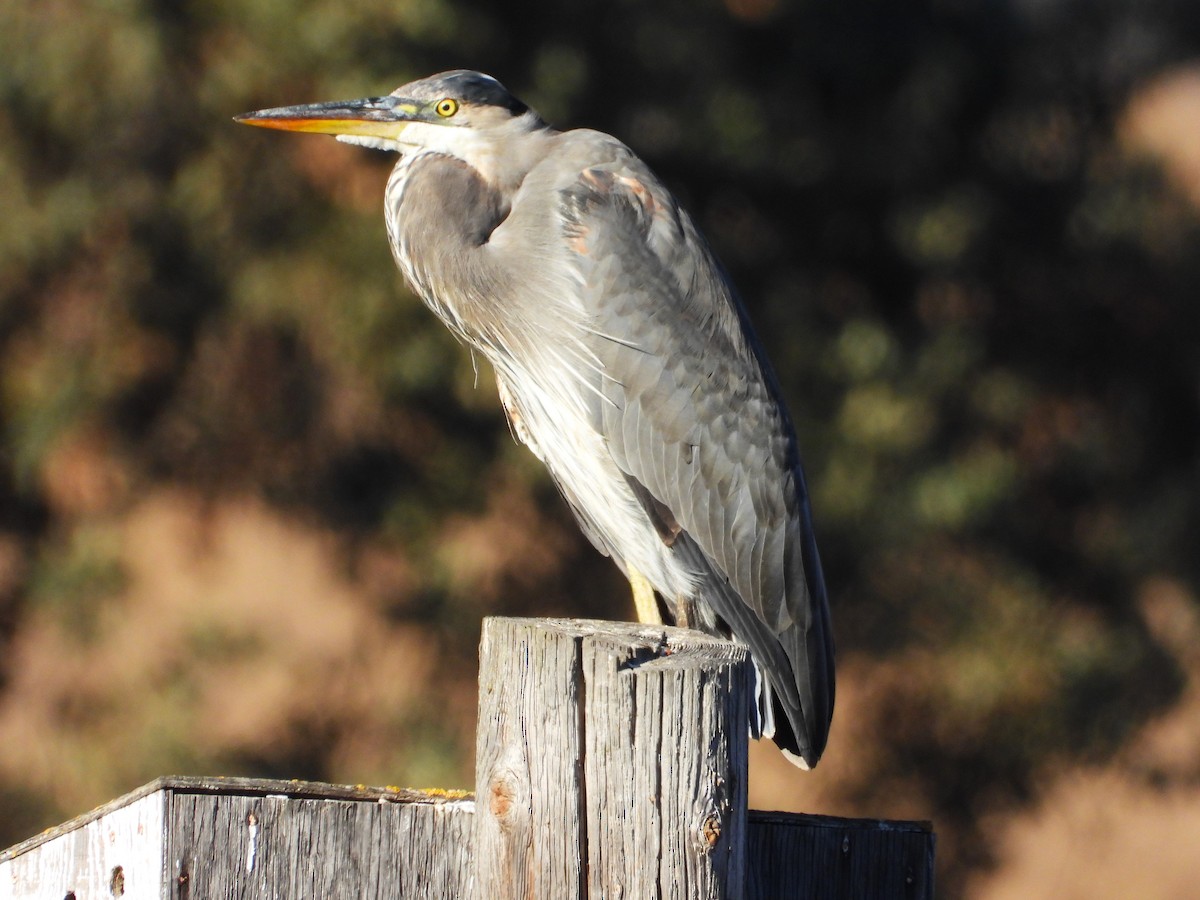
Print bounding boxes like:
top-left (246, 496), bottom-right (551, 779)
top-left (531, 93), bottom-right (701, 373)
top-left (543, 131), bottom-right (834, 764)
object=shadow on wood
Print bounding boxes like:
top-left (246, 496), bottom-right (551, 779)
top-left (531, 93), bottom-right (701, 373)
top-left (0, 617), bottom-right (934, 899)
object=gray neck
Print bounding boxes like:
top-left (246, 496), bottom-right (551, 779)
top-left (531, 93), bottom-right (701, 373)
top-left (384, 152), bottom-right (514, 345)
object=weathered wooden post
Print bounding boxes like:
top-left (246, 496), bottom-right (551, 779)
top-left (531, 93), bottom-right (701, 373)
top-left (473, 618), bottom-right (750, 899)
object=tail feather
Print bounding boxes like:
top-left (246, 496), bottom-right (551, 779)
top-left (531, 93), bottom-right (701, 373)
top-left (670, 532), bottom-right (834, 767)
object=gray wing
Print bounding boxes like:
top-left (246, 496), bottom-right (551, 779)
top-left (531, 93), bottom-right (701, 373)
top-left (552, 134), bottom-right (835, 765)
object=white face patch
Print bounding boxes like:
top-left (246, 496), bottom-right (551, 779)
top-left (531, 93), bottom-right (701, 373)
top-left (383, 119), bottom-right (510, 179)
top-left (336, 133), bottom-right (404, 152)
top-left (331, 114), bottom-right (504, 191)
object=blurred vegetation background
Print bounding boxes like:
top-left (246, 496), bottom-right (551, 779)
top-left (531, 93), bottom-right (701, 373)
top-left (2, 0), bottom-right (1199, 895)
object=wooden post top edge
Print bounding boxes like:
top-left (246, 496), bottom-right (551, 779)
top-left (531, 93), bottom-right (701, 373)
top-left (141, 775), bottom-right (474, 805)
top-left (482, 615), bottom-right (752, 654)
top-left (748, 809), bottom-right (935, 834)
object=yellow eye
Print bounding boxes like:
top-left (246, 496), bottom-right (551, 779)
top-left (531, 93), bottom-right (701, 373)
top-left (435, 98), bottom-right (459, 118)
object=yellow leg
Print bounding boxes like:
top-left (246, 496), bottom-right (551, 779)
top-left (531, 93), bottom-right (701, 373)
top-left (629, 566), bottom-right (661, 624)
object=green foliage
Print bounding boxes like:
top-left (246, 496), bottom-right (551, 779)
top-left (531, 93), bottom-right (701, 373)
top-left (26, 523), bottom-right (127, 638)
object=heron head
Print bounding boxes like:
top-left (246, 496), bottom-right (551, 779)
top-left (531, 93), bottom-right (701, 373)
top-left (235, 71), bottom-right (548, 184)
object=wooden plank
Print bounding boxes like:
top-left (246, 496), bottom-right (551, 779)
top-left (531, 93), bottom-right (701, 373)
top-left (0, 788), bottom-right (166, 899)
top-left (1, 777), bottom-right (475, 900)
top-left (169, 791), bottom-right (474, 898)
top-left (745, 811), bottom-right (935, 900)
top-left (472, 617), bottom-right (590, 899)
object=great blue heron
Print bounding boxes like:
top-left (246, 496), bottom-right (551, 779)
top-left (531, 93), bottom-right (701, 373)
top-left (236, 70), bottom-right (834, 768)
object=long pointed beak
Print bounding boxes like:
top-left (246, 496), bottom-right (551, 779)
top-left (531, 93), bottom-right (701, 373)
top-left (234, 96), bottom-right (421, 140)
